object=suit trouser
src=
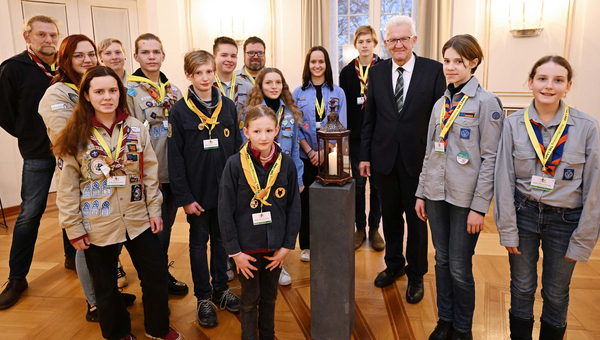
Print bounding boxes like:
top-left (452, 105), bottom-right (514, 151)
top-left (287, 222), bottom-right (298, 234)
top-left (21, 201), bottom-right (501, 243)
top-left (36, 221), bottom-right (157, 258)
top-left (373, 153), bottom-right (428, 279)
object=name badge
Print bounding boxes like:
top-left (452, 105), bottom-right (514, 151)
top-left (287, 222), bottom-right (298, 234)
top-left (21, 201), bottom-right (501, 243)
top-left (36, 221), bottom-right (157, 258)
top-left (131, 126), bottom-right (141, 133)
top-left (531, 175), bottom-right (555, 191)
top-left (357, 96), bottom-right (365, 105)
top-left (163, 120), bottom-right (168, 128)
top-left (252, 211), bottom-right (272, 225)
top-left (434, 142), bottom-right (445, 154)
top-left (203, 139), bottom-right (219, 150)
top-left (107, 176), bottom-right (127, 187)
top-left (316, 122), bottom-right (322, 130)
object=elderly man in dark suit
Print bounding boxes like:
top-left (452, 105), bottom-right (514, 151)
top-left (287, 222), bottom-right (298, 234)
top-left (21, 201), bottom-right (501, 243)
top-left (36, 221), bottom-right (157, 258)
top-left (359, 15), bottom-right (445, 303)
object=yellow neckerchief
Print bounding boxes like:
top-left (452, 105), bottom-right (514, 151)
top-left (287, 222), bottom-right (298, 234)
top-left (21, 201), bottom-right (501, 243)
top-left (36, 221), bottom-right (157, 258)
top-left (215, 73), bottom-right (236, 100)
top-left (315, 96), bottom-right (325, 120)
top-left (183, 90), bottom-right (223, 137)
top-left (358, 61), bottom-right (372, 95)
top-left (244, 67), bottom-right (256, 85)
top-left (276, 105), bottom-right (285, 125)
top-left (240, 142), bottom-right (282, 208)
top-left (126, 74), bottom-right (169, 102)
top-left (64, 82), bottom-right (79, 93)
top-left (524, 104), bottom-right (570, 174)
top-left (439, 94), bottom-right (469, 140)
top-left (92, 124), bottom-right (124, 163)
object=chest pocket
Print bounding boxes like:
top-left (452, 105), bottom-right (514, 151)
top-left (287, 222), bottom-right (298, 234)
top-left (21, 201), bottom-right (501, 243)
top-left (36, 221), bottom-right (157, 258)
top-left (272, 175), bottom-right (289, 208)
top-left (513, 149), bottom-right (537, 180)
top-left (452, 115), bottom-right (479, 147)
top-left (183, 121), bottom-right (204, 147)
top-left (560, 152), bottom-right (585, 182)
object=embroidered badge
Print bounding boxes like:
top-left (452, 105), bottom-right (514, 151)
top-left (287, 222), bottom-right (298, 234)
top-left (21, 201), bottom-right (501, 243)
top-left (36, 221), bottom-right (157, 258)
top-left (160, 125), bottom-right (168, 137)
top-left (129, 174), bottom-right (139, 183)
top-left (131, 184), bottom-right (143, 202)
top-left (140, 96), bottom-right (151, 101)
top-left (82, 221), bottom-right (91, 231)
top-left (83, 183), bottom-right (92, 199)
top-left (303, 122), bottom-right (310, 131)
top-left (127, 88), bottom-right (137, 97)
top-left (239, 121), bottom-right (245, 129)
top-left (153, 126), bottom-right (160, 139)
top-left (127, 153), bottom-right (138, 161)
top-left (51, 103), bottom-right (69, 111)
top-left (146, 101), bottom-right (153, 108)
top-left (91, 160), bottom-right (104, 174)
top-left (92, 181), bottom-right (101, 197)
top-left (82, 202), bottom-right (90, 217)
top-left (492, 111), bottom-right (501, 120)
top-left (168, 123), bottom-right (172, 138)
top-left (150, 112), bottom-right (157, 119)
top-left (102, 180), bottom-right (111, 196)
top-left (126, 82), bottom-right (140, 88)
top-left (275, 187), bottom-right (286, 198)
top-left (100, 201), bottom-right (110, 216)
top-left (224, 128), bottom-right (230, 137)
top-left (460, 128), bottom-right (471, 139)
top-left (281, 120), bottom-right (288, 127)
top-left (91, 200), bottom-right (100, 215)
top-left (459, 112), bottom-right (475, 118)
top-left (68, 93), bottom-right (78, 103)
top-left (127, 144), bottom-right (138, 152)
top-left (563, 169), bottom-right (574, 181)
top-left (131, 126), bottom-right (141, 133)
top-left (90, 150), bottom-right (100, 158)
top-left (57, 157), bottom-right (63, 170)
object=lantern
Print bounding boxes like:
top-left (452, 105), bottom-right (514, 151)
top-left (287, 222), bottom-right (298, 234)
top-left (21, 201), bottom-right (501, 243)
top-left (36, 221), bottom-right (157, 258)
top-left (316, 98), bottom-right (352, 186)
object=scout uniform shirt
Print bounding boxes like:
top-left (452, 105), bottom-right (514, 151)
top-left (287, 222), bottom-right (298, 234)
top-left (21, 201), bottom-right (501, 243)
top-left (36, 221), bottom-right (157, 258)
top-left (494, 100), bottom-right (600, 262)
top-left (214, 73), bottom-right (251, 113)
top-left (38, 81), bottom-right (79, 144)
top-left (234, 67), bottom-right (256, 106)
top-left (56, 114), bottom-right (162, 246)
top-left (125, 69), bottom-right (181, 184)
top-left (416, 76), bottom-right (503, 214)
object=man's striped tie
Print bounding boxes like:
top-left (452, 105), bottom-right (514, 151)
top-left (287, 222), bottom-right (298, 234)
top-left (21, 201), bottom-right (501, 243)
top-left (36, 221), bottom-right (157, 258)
top-left (395, 67), bottom-right (404, 113)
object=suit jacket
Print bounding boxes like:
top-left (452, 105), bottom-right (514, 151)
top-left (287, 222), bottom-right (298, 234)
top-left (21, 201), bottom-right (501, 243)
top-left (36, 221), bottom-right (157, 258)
top-left (360, 54), bottom-right (445, 177)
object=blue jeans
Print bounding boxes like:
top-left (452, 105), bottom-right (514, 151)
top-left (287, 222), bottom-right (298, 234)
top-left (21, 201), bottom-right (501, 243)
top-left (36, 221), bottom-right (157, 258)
top-left (187, 208), bottom-right (229, 299)
top-left (157, 183), bottom-right (178, 262)
top-left (426, 199), bottom-right (479, 333)
top-left (9, 158), bottom-right (76, 279)
top-left (509, 190), bottom-right (579, 328)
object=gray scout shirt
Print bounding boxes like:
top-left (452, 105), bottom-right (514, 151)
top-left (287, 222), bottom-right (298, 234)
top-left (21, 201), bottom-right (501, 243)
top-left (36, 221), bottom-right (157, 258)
top-left (214, 74), bottom-right (251, 113)
top-left (416, 76), bottom-right (504, 213)
top-left (493, 100), bottom-right (600, 262)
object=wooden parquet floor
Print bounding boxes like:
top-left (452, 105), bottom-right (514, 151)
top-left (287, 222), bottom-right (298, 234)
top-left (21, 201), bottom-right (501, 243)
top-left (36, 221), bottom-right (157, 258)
top-left (1, 193), bottom-right (600, 339)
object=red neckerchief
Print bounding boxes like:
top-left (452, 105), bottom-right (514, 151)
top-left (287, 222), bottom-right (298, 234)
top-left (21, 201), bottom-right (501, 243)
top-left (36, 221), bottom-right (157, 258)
top-left (91, 108), bottom-right (129, 136)
top-left (27, 47), bottom-right (55, 79)
top-left (354, 54), bottom-right (377, 109)
top-left (248, 142), bottom-right (277, 170)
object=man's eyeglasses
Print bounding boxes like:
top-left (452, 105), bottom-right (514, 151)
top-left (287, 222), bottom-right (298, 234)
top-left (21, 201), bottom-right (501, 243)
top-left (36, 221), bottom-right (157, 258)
top-left (246, 51), bottom-right (265, 58)
top-left (73, 52), bottom-right (97, 61)
top-left (385, 36), bottom-right (413, 46)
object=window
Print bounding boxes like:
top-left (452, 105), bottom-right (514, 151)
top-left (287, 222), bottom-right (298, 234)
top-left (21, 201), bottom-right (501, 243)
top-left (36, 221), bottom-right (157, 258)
top-left (332, 0), bottom-right (417, 77)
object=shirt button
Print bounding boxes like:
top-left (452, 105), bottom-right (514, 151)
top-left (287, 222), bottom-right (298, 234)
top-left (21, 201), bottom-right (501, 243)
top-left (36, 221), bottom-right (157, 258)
top-left (122, 214), bottom-right (126, 217)
top-left (120, 197), bottom-right (123, 200)
top-left (440, 182), bottom-right (443, 186)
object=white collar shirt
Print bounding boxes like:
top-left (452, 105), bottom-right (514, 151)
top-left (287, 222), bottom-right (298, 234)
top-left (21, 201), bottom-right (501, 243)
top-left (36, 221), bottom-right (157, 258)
top-left (391, 53), bottom-right (416, 101)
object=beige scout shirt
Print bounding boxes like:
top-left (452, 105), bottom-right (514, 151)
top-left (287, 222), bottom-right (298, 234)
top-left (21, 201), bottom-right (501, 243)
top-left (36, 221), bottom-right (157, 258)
top-left (38, 82), bottom-right (78, 144)
top-left (125, 77), bottom-right (181, 184)
top-left (416, 76), bottom-right (504, 213)
top-left (494, 100), bottom-right (600, 262)
top-left (56, 116), bottom-right (162, 246)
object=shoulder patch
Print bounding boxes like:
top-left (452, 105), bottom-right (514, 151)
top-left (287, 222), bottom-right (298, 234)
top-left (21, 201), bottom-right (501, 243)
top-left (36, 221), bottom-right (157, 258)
top-left (127, 88), bottom-right (138, 97)
top-left (126, 82), bottom-right (140, 88)
top-left (491, 111), bottom-right (501, 121)
top-left (57, 157), bottom-right (63, 170)
top-left (68, 93), bottom-right (78, 103)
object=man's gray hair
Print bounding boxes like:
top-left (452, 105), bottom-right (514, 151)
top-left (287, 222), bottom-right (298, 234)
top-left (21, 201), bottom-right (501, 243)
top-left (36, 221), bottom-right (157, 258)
top-left (384, 16), bottom-right (416, 37)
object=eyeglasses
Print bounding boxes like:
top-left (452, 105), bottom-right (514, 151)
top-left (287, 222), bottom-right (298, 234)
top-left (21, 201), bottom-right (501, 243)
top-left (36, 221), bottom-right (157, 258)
top-left (385, 36), bottom-right (413, 46)
top-left (246, 51), bottom-right (265, 58)
top-left (73, 52), bottom-right (97, 61)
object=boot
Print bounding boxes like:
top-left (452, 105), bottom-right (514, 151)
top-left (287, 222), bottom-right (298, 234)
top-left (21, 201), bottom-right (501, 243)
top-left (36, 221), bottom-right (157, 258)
top-left (369, 228), bottom-right (385, 251)
top-left (0, 278), bottom-right (28, 310)
top-left (509, 309), bottom-right (534, 340)
top-left (539, 318), bottom-right (566, 340)
top-left (354, 229), bottom-right (366, 249)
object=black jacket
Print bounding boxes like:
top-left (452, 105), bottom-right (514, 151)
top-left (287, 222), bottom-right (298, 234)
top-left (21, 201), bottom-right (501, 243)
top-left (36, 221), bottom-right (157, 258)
top-left (339, 55), bottom-right (382, 140)
top-left (360, 55), bottom-right (445, 177)
top-left (168, 86), bottom-right (242, 209)
top-left (218, 146), bottom-right (301, 255)
top-left (0, 50), bottom-right (54, 159)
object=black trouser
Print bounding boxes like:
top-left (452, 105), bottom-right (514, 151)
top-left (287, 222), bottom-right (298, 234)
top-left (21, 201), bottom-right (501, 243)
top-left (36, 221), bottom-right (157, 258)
top-left (373, 153), bottom-right (428, 279)
top-left (238, 252), bottom-right (281, 340)
top-left (299, 158), bottom-right (319, 250)
top-left (350, 139), bottom-right (381, 231)
top-left (84, 228), bottom-right (169, 340)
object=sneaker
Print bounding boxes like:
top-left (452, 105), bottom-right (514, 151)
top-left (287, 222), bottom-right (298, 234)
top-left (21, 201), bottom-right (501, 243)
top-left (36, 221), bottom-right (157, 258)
top-left (145, 328), bottom-right (182, 340)
top-left (0, 278), bottom-right (28, 310)
top-left (212, 288), bottom-right (240, 313)
top-left (226, 261), bottom-right (235, 281)
top-left (300, 249), bottom-right (310, 262)
top-left (117, 261), bottom-right (128, 288)
top-left (121, 292), bottom-right (136, 307)
top-left (65, 255), bottom-right (76, 271)
top-left (197, 299), bottom-right (218, 327)
top-left (278, 266), bottom-right (292, 286)
top-left (167, 261), bottom-right (189, 295)
top-left (86, 303), bottom-right (99, 322)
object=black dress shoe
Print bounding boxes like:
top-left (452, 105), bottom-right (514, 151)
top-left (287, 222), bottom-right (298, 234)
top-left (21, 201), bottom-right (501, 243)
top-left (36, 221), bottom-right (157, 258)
top-left (429, 319), bottom-right (453, 340)
top-left (121, 292), bottom-right (136, 307)
top-left (64, 255), bottom-right (76, 271)
top-left (374, 267), bottom-right (405, 288)
top-left (452, 330), bottom-right (473, 340)
top-left (406, 276), bottom-right (424, 304)
top-left (0, 278), bottom-right (28, 310)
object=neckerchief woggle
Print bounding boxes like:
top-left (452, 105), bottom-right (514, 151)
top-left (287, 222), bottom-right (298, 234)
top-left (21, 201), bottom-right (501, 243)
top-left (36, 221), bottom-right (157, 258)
top-left (439, 94), bottom-right (469, 146)
top-left (524, 105), bottom-right (570, 176)
top-left (126, 74), bottom-right (173, 116)
top-left (243, 67), bottom-right (256, 85)
top-left (27, 48), bottom-right (55, 79)
top-left (183, 90), bottom-right (223, 137)
top-left (240, 142), bottom-right (282, 208)
top-left (92, 124), bottom-right (126, 175)
top-left (214, 73), bottom-right (237, 101)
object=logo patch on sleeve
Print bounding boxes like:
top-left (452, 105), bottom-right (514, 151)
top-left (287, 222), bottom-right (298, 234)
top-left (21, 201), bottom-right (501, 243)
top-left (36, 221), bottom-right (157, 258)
top-left (460, 128), bottom-right (471, 139)
top-left (492, 111), bottom-right (501, 121)
top-left (563, 169), bottom-right (574, 180)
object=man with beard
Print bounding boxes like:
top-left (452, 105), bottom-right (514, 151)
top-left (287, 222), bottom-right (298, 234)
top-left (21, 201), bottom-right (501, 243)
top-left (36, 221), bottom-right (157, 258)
top-left (234, 36), bottom-right (266, 88)
top-left (0, 15), bottom-right (77, 309)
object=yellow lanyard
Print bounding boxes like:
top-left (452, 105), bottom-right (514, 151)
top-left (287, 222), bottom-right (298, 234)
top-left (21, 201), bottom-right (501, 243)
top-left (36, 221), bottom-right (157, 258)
top-left (126, 75), bottom-right (169, 102)
top-left (439, 95), bottom-right (469, 140)
top-left (524, 105), bottom-right (570, 174)
top-left (183, 90), bottom-right (223, 136)
top-left (92, 124), bottom-right (124, 163)
top-left (240, 143), bottom-right (282, 207)
top-left (244, 67), bottom-right (256, 85)
top-left (315, 97), bottom-right (325, 120)
top-left (64, 82), bottom-right (79, 93)
top-left (358, 62), bottom-right (371, 95)
top-left (277, 106), bottom-right (284, 124)
top-left (215, 73), bottom-right (236, 100)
